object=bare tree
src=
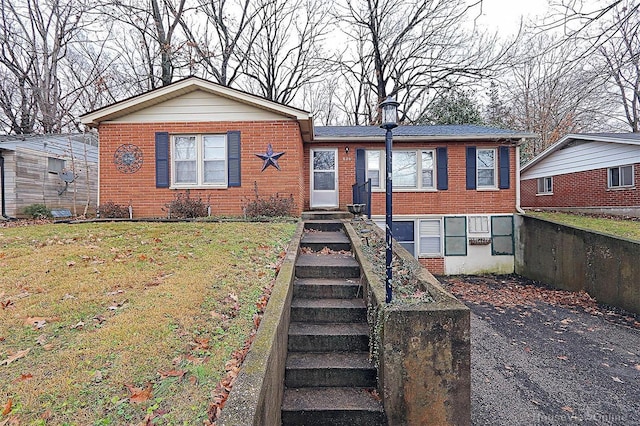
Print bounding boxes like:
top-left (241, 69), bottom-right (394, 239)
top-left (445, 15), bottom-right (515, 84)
top-left (335, 0), bottom-right (508, 124)
top-left (0, 0), bottom-right (93, 133)
top-left (98, 0), bottom-right (188, 90)
top-left (500, 34), bottom-right (617, 161)
top-left (597, 1), bottom-right (640, 132)
top-left (178, 0), bottom-right (262, 86)
top-left (241, 0), bottom-right (333, 105)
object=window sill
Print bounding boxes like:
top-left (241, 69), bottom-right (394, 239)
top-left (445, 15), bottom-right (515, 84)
top-left (607, 186), bottom-right (635, 191)
top-left (372, 188), bottom-right (438, 193)
top-left (170, 184), bottom-right (228, 190)
top-left (418, 254), bottom-right (444, 258)
top-left (536, 192), bottom-right (553, 196)
top-left (476, 187), bottom-right (499, 191)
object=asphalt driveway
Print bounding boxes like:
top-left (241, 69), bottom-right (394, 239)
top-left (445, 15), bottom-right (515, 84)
top-left (440, 275), bottom-right (640, 426)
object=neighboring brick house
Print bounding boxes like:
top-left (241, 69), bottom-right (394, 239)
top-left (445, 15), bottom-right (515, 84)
top-left (81, 76), bottom-right (535, 274)
top-left (521, 133), bottom-right (640, 217)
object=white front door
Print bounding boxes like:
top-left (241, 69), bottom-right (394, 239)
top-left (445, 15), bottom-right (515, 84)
top-left (310, 148), bottom-right (338, 208)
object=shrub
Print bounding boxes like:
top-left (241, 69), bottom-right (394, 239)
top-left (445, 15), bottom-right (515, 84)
top-left (244, 193), bottom-right (295, 218)
top-left (164, 191), bottom-right (208, 218)
top-left (23, 203), bottom-right (52, 219)
top-left (98, 201), bottom-right (130, 219)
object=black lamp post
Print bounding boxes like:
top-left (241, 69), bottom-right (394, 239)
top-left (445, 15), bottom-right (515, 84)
top-left (379, 96), bottom-right (399, 303)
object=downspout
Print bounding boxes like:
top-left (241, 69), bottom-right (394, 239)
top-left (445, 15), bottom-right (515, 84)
top-left (0, 152), bottom-right (9, 219)
top-left (515, 140), bottom-right (525, 215)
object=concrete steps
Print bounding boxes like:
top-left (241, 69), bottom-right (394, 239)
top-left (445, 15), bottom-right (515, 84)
top-left (282, 220), bottom-right (385, 425)
top-left (281, 387), bottom-right (384, 426)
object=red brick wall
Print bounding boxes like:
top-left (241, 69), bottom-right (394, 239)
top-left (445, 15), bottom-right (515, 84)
top-left (521, 164), bottom-right (640, 208)
top-left (303, 141), bottom-right (517, 214)
top-left (98, 121), bottom-right (304, 217)
top-left (419, 257), bottom-right (445, 275)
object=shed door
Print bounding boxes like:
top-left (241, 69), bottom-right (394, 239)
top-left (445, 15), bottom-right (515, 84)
top-left (310, 148), bottom-right (338, 208)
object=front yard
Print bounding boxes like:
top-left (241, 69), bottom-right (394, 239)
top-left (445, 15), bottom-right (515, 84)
top-left (0, 221), bottom-right (295, 425)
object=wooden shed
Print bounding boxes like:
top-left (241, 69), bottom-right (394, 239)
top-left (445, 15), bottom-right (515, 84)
top-left (0, 133), bottom-right (98, 218)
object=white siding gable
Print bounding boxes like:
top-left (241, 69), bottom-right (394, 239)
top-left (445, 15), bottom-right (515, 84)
top-left (522, 141), bottom-right (640, 180)
top-left (111, 89), bottom-right (292, 123)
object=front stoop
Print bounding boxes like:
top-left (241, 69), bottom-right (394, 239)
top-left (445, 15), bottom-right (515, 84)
top-left (282, 220), bottom-right (386, 425)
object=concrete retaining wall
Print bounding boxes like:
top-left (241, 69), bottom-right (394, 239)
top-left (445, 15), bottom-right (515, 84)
top-left (220, 220), bottom-right (471, 425)
top-left (217, 222), bottom-right (303, 426)
top-left (516, 215), bottom-right (640, 315)
top-left (345, 222), bottom-right (471, 426)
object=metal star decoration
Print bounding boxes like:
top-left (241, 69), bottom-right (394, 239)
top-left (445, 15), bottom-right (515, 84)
top-left (255, 143), bottom-right (285, 171)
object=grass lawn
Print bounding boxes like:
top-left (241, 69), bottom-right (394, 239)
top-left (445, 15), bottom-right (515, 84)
top-left (0, 221), bottom-right (295, 425)
top-left (527, 211), bottom-right (640, 241)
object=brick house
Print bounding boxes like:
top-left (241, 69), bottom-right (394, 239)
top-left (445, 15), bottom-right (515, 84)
top-left (81, 76), bottom-right (535, 274)
top-left (521, 133), bottom-right (640, 217)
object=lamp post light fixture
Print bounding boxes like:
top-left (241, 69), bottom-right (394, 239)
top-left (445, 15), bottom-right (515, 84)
top-left (379, 96), bottom-right (399, 303)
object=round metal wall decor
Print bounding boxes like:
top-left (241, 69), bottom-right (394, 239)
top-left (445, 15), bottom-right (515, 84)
top-left (114, 144), bottom-right (143, 173)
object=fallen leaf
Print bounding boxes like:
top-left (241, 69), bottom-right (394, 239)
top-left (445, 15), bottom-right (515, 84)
top-left (561, 406), bottom-right (574, 413)
top-left (0, 349), bottom-right (30, 366)
top-left (612, 376), bottom-right (624, 383)
top-left (13, 373), bottom-right (33, 383)
top-left (158, 369), bottom-right (186, 379)
top-left (126, 383), bottom-right (153, 404)
top-left (192, 338), bottom-right (210, 350)
top-left (557, 355), bottom-right (569, 361)
top-left (40, 410), bottom-right (52, 420)
top-left (70, 321), bottom-right (85, 330)
top-left (24, 316), bottom-right (58, 328)
top-left (2, 399), bottom-right (11, 416)
top-left (66, 261), bottom-right (76, 267)
top-left (635, 364), bottom-right (640, 371)
top-left (93, 371), bottom-right (103, 382)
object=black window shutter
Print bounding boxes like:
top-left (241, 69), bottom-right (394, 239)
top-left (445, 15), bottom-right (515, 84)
top-left (227, 131), bottom-right (241, 187)
top-left (499, 146), bottom-right (510, 189)
top-left (355, 148), bottom-right (366, 184)
top-left (155, 132), bottom-right (169, 188)
top-left (466, 146), bottom-right (477, 190)
top-left (436, 147), bottom-right (448, 190)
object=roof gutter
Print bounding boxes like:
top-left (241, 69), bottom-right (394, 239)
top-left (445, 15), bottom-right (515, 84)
top-left (311, 134), bottom-right (536, 143)
top-left (515, 142), bottom-right (525, 215)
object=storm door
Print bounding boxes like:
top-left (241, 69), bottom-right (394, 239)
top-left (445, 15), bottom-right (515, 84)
top-left (310, 148), bottom-right (338, 208)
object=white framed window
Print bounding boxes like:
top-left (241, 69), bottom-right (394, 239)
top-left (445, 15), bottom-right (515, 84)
top-left (419, 219), bottom-right (442, 256)
top-left (172, 134), bottom-right (227, 187)
top-left (468, 216), bottom-right (489, 234)
top-left (608, 165), bottom-right (633, 188)
top-left (48, 157), bottom-right (65, 174)
top-left (477, 148), bottom-right (496, 188)
top-left (537, 177), bottom-right (553, 194)
top-left (367, 149), bottom-right (436, 190)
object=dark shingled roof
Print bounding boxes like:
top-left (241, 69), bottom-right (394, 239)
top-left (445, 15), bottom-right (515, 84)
top-left (314, 125), bottom-right (530, 138)
top-left (576, 132), bottom-right (640, 141)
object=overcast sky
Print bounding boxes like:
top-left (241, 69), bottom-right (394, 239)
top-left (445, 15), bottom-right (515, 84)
top-left (473, 0), bottom-right (551, 35)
